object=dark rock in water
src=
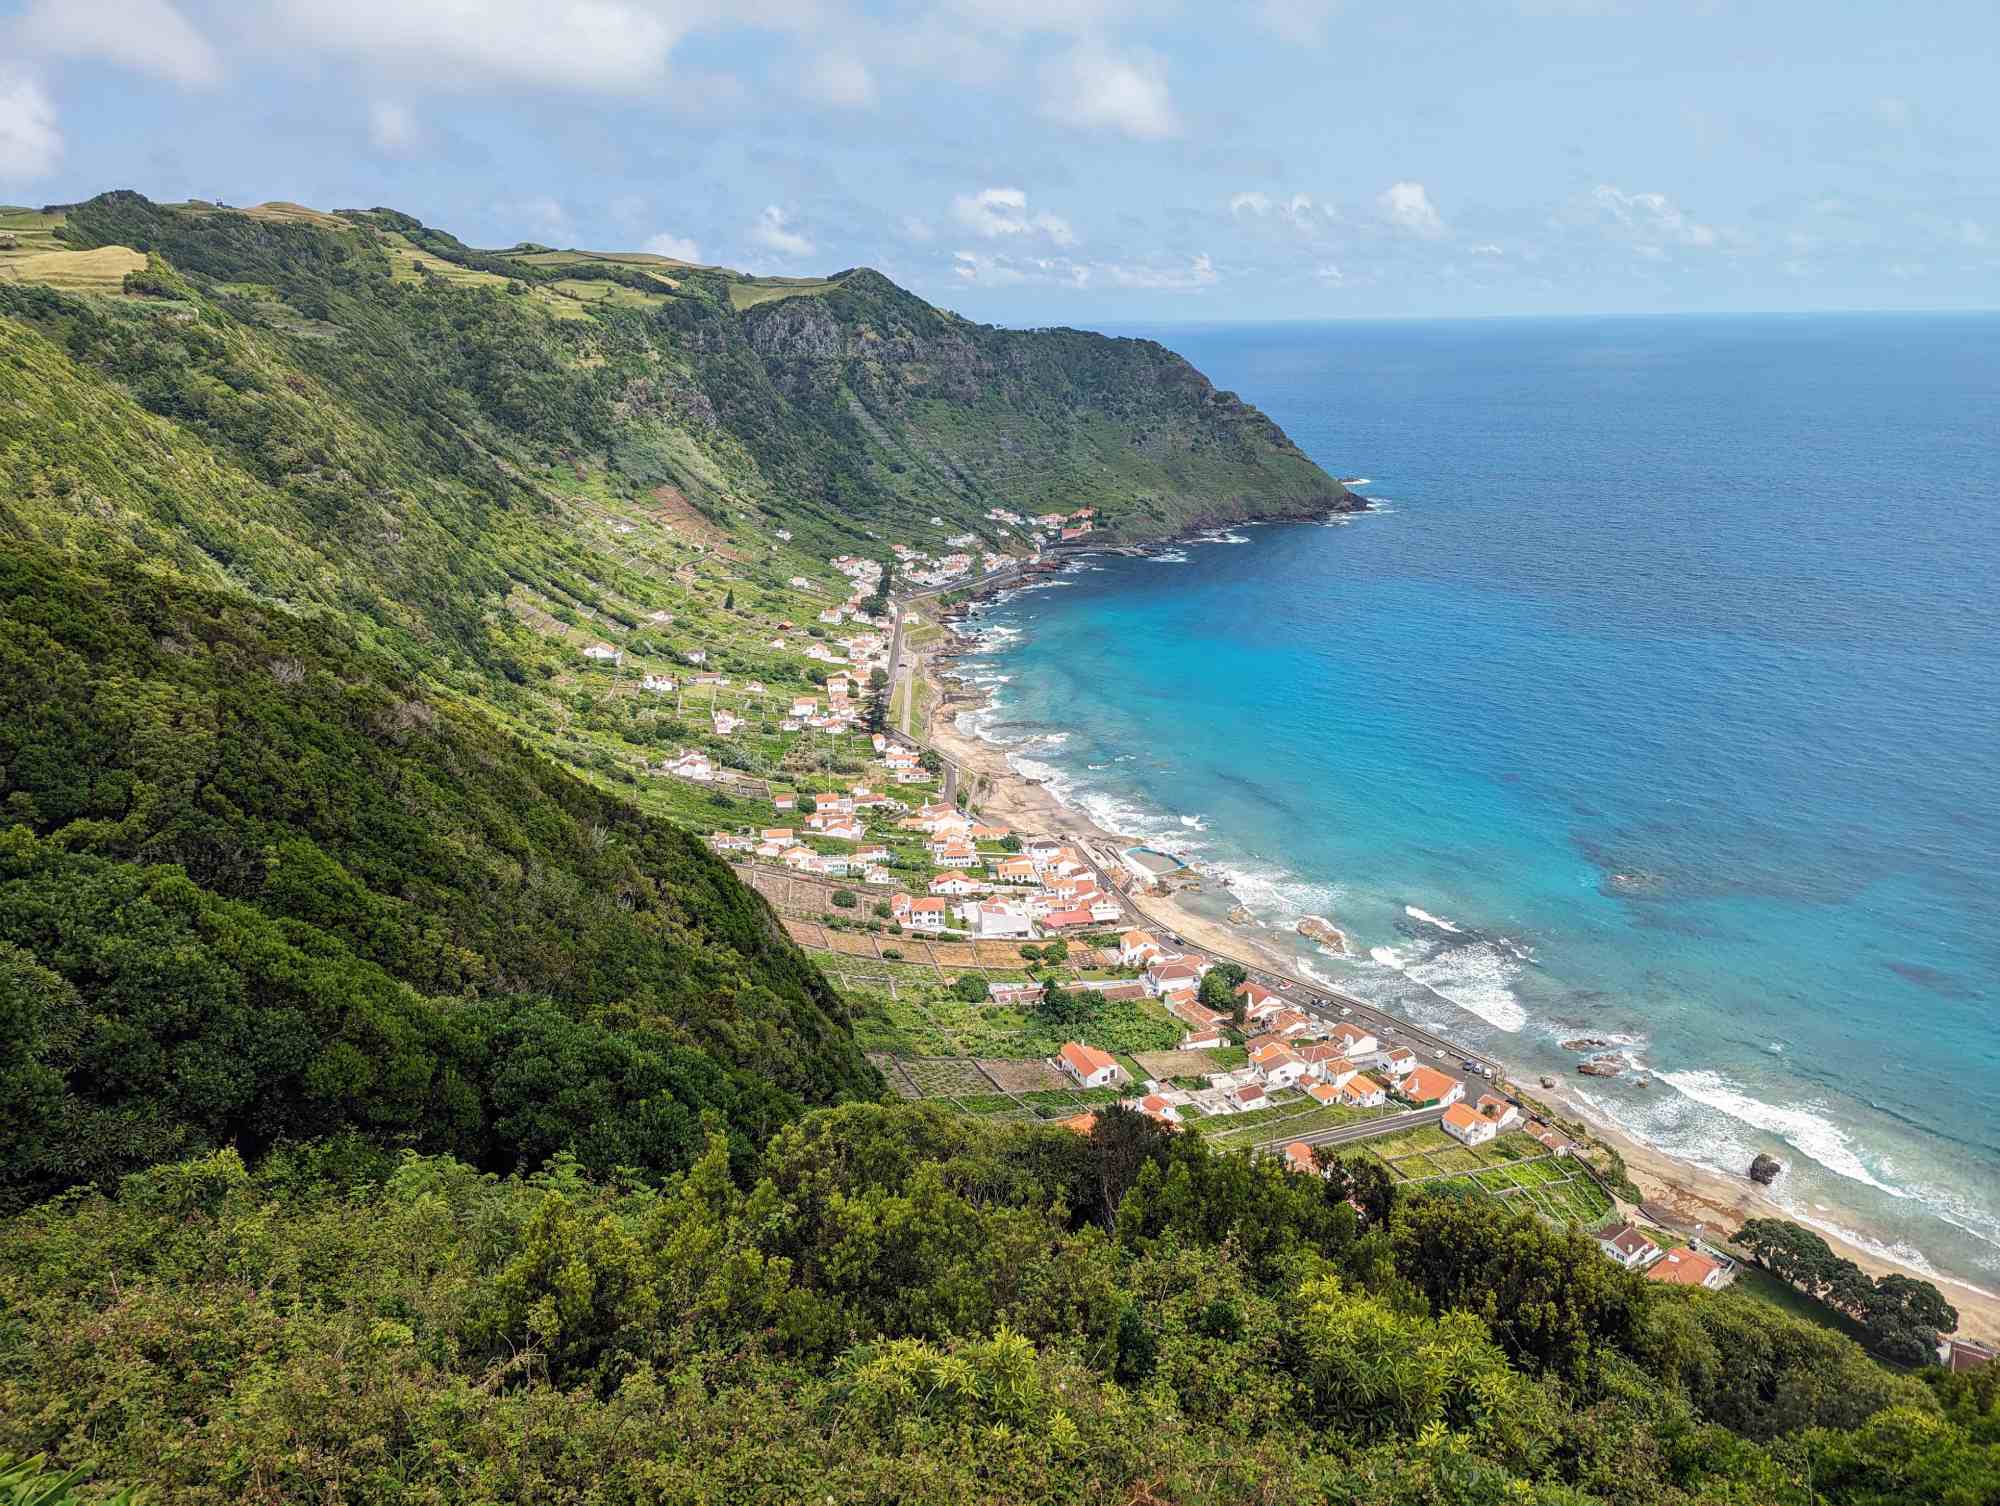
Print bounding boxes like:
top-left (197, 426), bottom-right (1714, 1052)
top-left (1633, 1078), bottom-right (1649, 1089)
top-left (1577, 1056), bottom-right (1623, 1078)
top-left (1749, 1153), bottom-right (1783, 1185)
top-left (1539, 1075), bottom-right (1557, 1090)
top-left (1560, 1037), bottom-right (1612, 1052)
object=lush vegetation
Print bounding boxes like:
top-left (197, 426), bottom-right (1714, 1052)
top-left (2, 192), bottom-right (1994, 1502)
top-left (4, 1108), bottom-right (1997, 1504)
top-left (1735, 1218), bottom-right (1960, 1365)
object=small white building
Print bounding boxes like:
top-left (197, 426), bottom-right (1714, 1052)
top-left (1057, 1042), bottom-right (1126, 1090)
top-left (1595, 1222), bottom-right (1664, 1271)
top-left (582, 643), bottom-right (623, 665)
top-left (1441, 1103), bottom-right (1498, 1147)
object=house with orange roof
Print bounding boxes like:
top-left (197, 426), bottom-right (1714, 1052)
top-left (1442, 1103), bottom-right (1498, 1147)
top-left (1257, 1049), bottom-right (1312, 1090)
top-left (1647, 1247), bottom-right (1728, 1289)
top-left (1396, 1066), bottom-right (1464, 1109)
top-left (1147, 958), bottom-right (1206, 997)
top-left (1283, 1140), bottom-right (1321, 1175)
top-left (1305, 1082), bottom-right (1341, 1107)
top-left (1329, 1022), bottom-right (1379, 1057)
top-left (1296, 1045), bottom-right (1358, 1086)
top-left (1475, 1093), bottom-right (1522, 1131)
top-left (1131, 1094), bottom-right (1181, 1125)
top-left (907, 897), bottom-right (948, 932)
top-left (1380, 1046), bottom-right (1418, 1077)
top-left (929, 873), bottom-right (981, 897)
top-left (1234, 981), bottom-right (1285, 1021)
top-left (1337, 1075), bottom-right (1388, 1108)
top-left (1229, 1081), bottom-right (1267, 1110)
top-left (1044, 907), bottom-right (1098, 931)
top-left (995, 857), bottom-right (1037, 883)
top-left (1056, 1042), bottom-right (1126, 1089)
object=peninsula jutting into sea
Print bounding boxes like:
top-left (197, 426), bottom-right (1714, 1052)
top-left (7, 3), bottom-right (1999, 1482)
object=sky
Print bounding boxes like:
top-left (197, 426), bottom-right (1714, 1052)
top-left (2, 0), bottom-right (1997, 322)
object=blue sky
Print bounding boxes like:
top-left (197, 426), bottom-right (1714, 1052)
top-left (3, 0), bottom-right (1996, 321)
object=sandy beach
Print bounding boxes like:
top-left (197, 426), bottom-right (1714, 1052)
top-left (921, 610), bottom-right (2000, 1345)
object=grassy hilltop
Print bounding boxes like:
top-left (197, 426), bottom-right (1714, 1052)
top-left (1, 194), bottom-right (1994, 1505)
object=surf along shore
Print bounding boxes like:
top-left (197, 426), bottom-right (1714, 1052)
top-left (912, 555), bottom-right (2000, 1347)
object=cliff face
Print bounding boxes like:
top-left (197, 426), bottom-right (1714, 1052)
top-left (722, 268), bottom-right (1358, 541)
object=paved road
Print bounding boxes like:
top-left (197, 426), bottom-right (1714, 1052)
top-left (1255, 1105), bottom-right (1443, 1153)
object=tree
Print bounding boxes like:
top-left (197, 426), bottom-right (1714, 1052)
top-left (1197, 969), bottom-right (1236, 1014)
top-left (1041, 939), bottom-right (1069, 965)
top-left (1018, 945), bottom-right (1043, 962)
top-left (831, 889), bottom-right (857, 909)
top-left (723, 589), bottom-right (735, 611)
top-left (796, 794), bottom-right (817, 816)
top-left (951, 973), bottom-right (988, 1003)
top-left (1860, 1273), bottom-right (1959, 1364)
top-left (1313, 1148), bottom-right (1396, 1229)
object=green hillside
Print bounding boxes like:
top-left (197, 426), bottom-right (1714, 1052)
top-left (2, 192), bottom-right (1993, 1505)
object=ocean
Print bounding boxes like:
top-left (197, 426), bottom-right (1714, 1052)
top-left (956, 313), bottom-right (2000, 1289)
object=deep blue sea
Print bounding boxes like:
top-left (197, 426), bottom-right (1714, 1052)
top-left (959, 314), bottom-right (2000, 1289)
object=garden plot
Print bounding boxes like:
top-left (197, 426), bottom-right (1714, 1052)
top-left (1133, 1050), bottom-right (1222, 1081)
top-left (896, 1057), bottom-right (997, 1098)
top-left (980, 1058), bottom-right (1069, 1093)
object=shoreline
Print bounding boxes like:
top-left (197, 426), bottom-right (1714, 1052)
top-left (918, 562), bottom-right (2000, 1346)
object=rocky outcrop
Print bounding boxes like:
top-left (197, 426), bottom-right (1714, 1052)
top-left (1296, 915), bottom-right (1349, 954)
top-left (1749, 1153), bottom-right (1783, 1185)
top-left (1577, 1055), bottom-right (1623, 1078)
top-left (1560, 1037), bottom-right (1613, 1052)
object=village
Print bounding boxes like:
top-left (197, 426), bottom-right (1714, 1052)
top-left (570, 508), bottom-right (1738, 1299)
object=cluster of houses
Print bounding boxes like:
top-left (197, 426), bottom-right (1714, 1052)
top-left (889, 830), bottom-right (1125, 939)
top-left (1594, 1221), bottom-right (1734, 1290)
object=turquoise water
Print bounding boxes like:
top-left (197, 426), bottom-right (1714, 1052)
top-left (959, 314), bottom-right (2000, 1288)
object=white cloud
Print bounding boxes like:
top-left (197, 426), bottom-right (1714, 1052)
top-left (750, 205), bottom-right (814, 259)
top-left (0, 67), bottom-right (62, 180)
top-left (900, 215), bottom-right (936, 243)
top-left (1254, 0), bottom-right (1339, 45)
top-left (950, 248), bottom-right (1214, 292)
top-left (367, 100), bottom-right (420, 154)
top-left (1039, 43), bottom-right (1176, 141)
top-left (1231, 190), bottom-right (1319, 227)
top-left (16, 0), bottom-right (221, 88)
top-left (951, 187), bottom-right (1074, 246)
top-left (1315, 262), bottom-right (1343, 283)
top-left (1378, 180), bottom-right (1445, 238)
top-left (1590, 185), bottom-right (1717, 249)
top-left (268, 0), bottom-right (704, 92)
top-left (643, 231), bottom-right (702, 262)
top-left (803, 49), bottom-right (877, 109)
top-left (498, 196), bottom-right (576, 244)
top-left (1470, 242), bottom-right (1504, 256)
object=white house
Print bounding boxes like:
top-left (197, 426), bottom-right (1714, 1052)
top-left (1441, 1103), bottom-right (1498, 1147)
top-left (582, 643), bottom-right (623, 665)
top-left (1057, 1042), bottom-right (1126, 1090)
top-left (1380, 1047), bottom-right (1418, 1078)
top-left (1088, 897), bottom-right (1124, 924)
top-left (968, 900), bottom-right (1033, 939)
top-left (906, 897), bottom-right (948, 932)
top-left (1257, 1050), bottom-right (1313, 1091)
top-left (664, 751), bottom-right (713, 782)
top-left (1118, 930), bottom-right (1162, 967)
top-left (1235, 981), bottom-right (1286, 1021)
top-left (929, 874), bottom-right (981, 897)
top-left (1595, 1222), bottom-right (1664, 1271)
top-left (1146, 959), bottom-right (1206, 998)
top-left (1336, 1075), bottom-right (1387, 1108)
top-left (641, 674), bottom-right (676, 693)
top-left (1475, 1094), bottom-right (1522, 1132)
top-left (1329, 1022), bottom-right (1378, 1058)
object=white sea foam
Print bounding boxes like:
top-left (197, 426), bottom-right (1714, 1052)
top-left (1404, 905), bottom-right (1463, 933)
top-left (1148, 551), bottom-right (1191, 564)
top-left (1087, 762), bottom-right (1110, 770)
top-left (1179, 813), bottom-right (1208, 830)
top-left (1367, 940), bottom-right (1529, 1033)
top-left (1656, 1069), bottom-right (1909, 1198)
